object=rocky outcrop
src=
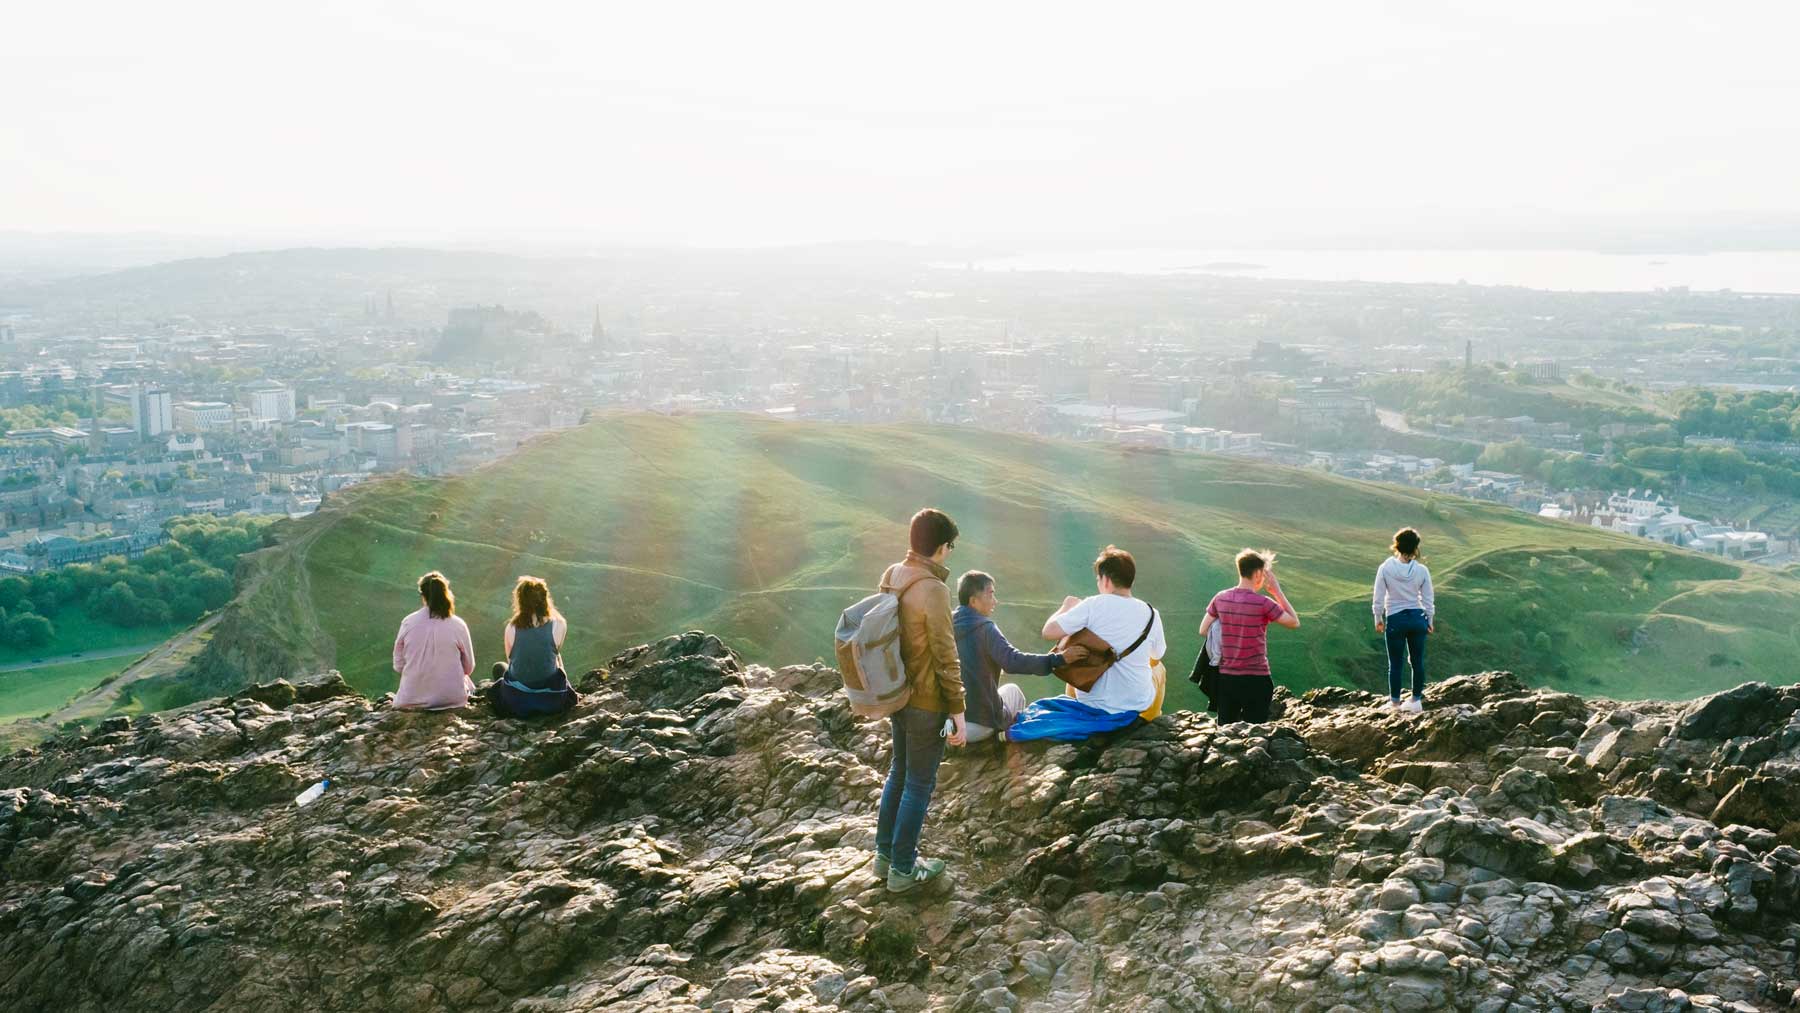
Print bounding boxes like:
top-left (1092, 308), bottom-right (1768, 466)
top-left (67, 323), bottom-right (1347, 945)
top-left (3, 633), bottom-right (1800, 1011)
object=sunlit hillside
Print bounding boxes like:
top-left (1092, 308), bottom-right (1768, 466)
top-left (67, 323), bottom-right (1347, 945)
top-left (142, 413), bottom-right (1800, 712)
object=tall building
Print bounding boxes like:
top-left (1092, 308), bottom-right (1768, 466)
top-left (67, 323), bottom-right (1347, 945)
top-left (249, 385), bottom-right (297, 422)
top-left (136, 387), bottom-right (174, 439)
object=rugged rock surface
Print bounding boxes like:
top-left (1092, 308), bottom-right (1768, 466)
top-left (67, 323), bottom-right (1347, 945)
top-left (4, 631), bottom-right (1800, 1011)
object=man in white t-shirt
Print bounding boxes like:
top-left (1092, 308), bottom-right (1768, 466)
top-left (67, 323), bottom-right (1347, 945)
top-left (1041, 545), bottom-right (1166, 714)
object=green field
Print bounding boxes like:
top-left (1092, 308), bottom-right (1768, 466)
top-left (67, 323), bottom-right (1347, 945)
top-left (1366, 368), bottom-right (1669, 432)
top-left (163, 414), bottom-right (1800, 711)
top-left (0, 657), bottom-right (134, 724)
top-left (0, 617), bottom-right (182, 668)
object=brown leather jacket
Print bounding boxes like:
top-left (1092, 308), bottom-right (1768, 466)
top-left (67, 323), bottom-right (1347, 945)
top-left (881, 551), bottom-right (965, 715)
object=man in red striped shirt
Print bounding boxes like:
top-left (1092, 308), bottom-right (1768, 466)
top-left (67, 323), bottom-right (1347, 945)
top-left (1198, 549), bottom-right (1300, 723)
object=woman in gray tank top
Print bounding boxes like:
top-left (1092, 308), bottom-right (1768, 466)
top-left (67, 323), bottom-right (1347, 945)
top-left (488, 576), bottom-right (578, 717)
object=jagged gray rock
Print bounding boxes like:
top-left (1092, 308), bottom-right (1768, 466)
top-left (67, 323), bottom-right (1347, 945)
top-left (2, 639), bottom-right (1800, 1011)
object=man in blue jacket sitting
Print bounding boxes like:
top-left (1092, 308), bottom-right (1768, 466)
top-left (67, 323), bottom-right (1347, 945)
top-left (952, 571), bottom-right (1088, 742)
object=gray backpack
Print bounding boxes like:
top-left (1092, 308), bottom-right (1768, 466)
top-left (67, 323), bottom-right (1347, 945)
top-left (834, 566), bottom-right (931, 719)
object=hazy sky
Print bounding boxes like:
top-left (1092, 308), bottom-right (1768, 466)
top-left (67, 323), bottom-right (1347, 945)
top-left (8, 2), bottom-right (1800, 245)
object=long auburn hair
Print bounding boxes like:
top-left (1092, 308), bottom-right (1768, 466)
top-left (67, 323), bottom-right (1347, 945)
top-left (419, 571), bottom-right (454, 619)
top-left (509, 575), bottom-right (561, 629)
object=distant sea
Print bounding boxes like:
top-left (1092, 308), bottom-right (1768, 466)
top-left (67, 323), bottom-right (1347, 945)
top-left (949, 248), bottom-right (1800, 295)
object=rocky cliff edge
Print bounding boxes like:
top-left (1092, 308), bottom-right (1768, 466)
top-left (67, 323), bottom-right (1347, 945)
top-left (4, 632), bottom-right (1800, 1012)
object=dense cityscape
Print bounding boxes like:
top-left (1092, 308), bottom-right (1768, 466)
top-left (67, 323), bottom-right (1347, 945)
top-left (4, 250), bottom-right (1799, 576)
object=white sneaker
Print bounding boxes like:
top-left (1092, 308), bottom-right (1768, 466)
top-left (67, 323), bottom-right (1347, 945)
top-left (1402, 697), bottom-right (1424, 713)
top-left (1386, 698), bottom-right (1403, 711)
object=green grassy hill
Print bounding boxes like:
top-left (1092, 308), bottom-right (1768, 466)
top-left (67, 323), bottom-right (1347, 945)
top-left (1365, 367), bottom-right (1670, 431)
top-left (150, 413), bottom-right (1800, 712)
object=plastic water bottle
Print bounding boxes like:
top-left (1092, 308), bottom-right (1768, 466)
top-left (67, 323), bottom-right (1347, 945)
top-left (294, 779), bottom-right (330, 806)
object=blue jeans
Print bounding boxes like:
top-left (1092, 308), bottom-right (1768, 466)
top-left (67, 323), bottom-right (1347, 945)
top-left (1385, 608), bottom-right (1429, 700)
top-left (874, 705), bottom-right (946, 875)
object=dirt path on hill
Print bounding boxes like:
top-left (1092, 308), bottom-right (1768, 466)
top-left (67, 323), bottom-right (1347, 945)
top-left (0, 643), bottom-right (166, 674)
top-left (38, 615), bottom-right (224, 727)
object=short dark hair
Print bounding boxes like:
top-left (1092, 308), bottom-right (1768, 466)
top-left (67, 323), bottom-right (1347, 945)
top-left (1393, 527), bottom-right (1421, 558)
top-left (957, 570), bottom-right (993, 606)
top-left (1235, 549), bottom-right (1268, 579)
top-left (1094, 545), bottom-right (1135, 588)
top-left (909, 508), bottom-right (959, 556)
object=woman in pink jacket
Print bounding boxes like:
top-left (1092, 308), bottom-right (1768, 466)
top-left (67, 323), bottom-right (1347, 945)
top-left (392, 571), bottom-right (476, 709)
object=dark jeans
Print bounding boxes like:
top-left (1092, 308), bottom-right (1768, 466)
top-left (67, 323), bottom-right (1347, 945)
top-left (1215, 675), bottom-right (1274, 724)
top-left (875, 705), bottom-right (946, 875)
top-left (487, 662), bottom-right (578, 718)
top-left (1385, 608), bottom-right (1430, 700)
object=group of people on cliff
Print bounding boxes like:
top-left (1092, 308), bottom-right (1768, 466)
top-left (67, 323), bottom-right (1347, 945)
top-left (383, 505), bottom-right (1436, 897)
top-left (868, 507), bottom-right (1434, 893)
top-left (390, 572), bottom-right (580, 718)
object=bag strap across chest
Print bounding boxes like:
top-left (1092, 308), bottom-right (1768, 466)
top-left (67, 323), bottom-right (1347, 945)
top-left (1114, 604), bottom-right (1157, 662)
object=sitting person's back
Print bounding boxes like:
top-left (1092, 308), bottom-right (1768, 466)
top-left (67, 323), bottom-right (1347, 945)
top-left (392, 571), bottom-right (476, 710)
top-left (489, 575), bottom-right (578, 718)
top-left (506, 618), bottom-right (563, 688)
top-left (1010, 545), bottom-right (1165, 743)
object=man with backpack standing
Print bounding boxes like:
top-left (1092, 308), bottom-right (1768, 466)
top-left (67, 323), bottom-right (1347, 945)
top-left (872, 507), bottom-right (966, 894)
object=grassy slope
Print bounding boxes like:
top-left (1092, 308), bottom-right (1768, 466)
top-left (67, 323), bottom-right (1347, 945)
top-left (218, 414), bottom-right (1800, 709)
top-left (1370, 371), bottom-right (1671, 428)
top-left (0, 618), bottom-right (182, 667)
top-left (0, 658), bottom-right (134, 724)
top-left (1543, 380), bottom-right (1671, 418)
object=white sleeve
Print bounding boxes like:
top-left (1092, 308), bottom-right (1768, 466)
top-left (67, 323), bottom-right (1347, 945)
top-left (1057, 597), bottom-right (1093, 634)
top-left (1150, 612), bottom-right (1167, 660)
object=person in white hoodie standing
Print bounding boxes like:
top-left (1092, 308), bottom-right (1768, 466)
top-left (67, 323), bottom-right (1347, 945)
top-left (1373, 527), bottom-right (1435, 712)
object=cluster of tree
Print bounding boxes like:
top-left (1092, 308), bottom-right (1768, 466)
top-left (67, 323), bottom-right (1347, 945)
top-left (0, 514), bottom-right (278, 646)
top-left (1476, 440), bottom-right (1646, 490)
top-left (1668, 389), bottom-right (1800, 444)
top-left (1363, 364), bottom-right (1659, 432)
top-left (0, 393), bottom-right (130, 434)
top-left (1478, 433), bottom-right (1800, 500)
top-left (1625, 444), bottom-right (1800, 496)
top-left (1607, 422), bottom-right (1800, 497)
top-left (1570, 373), bottom-right (1645, 395)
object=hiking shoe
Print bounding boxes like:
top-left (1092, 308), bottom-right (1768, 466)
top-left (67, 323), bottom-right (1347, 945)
top-left (887, 857), bottom-right (948, 894)
top-left (873, 853), bottom-right (890, 878)
top-left (1403, 697), bottom-right (1424, 713)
